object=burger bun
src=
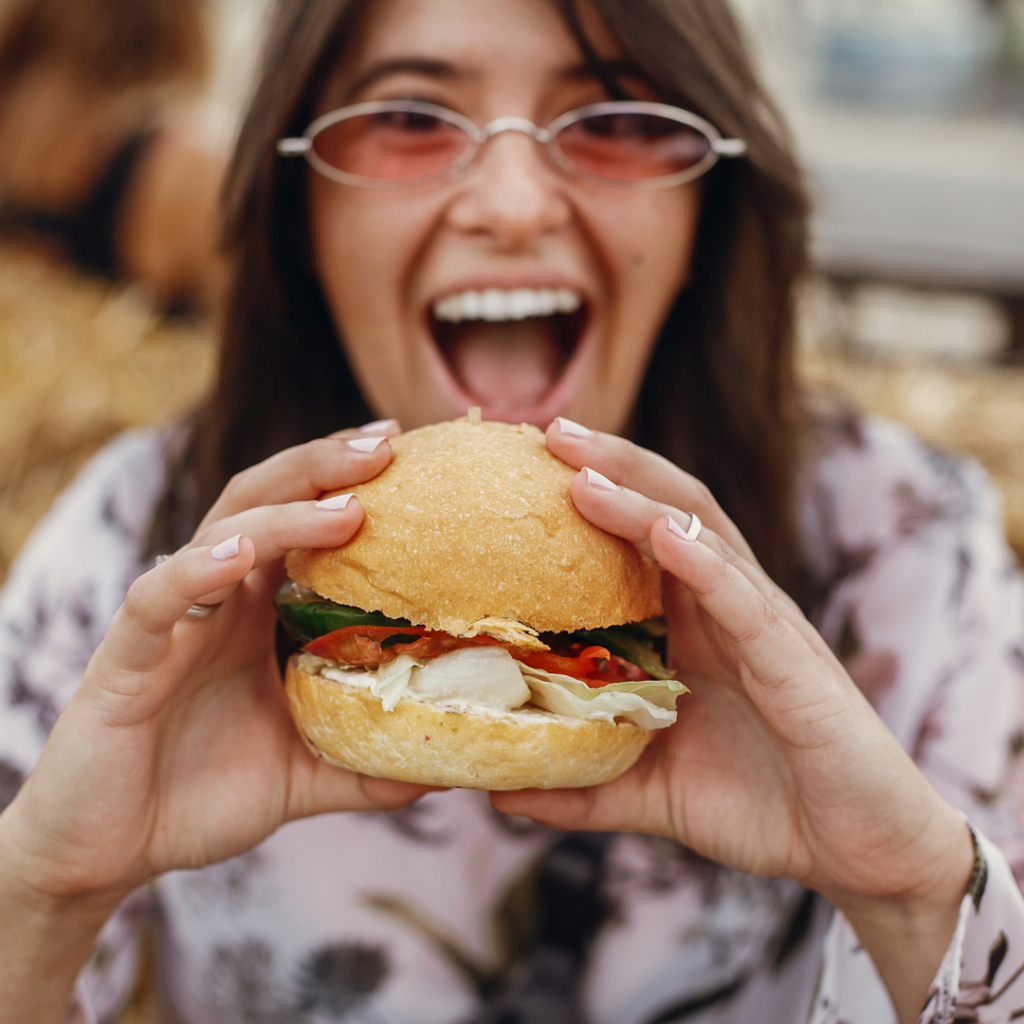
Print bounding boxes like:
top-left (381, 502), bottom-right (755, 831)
top-left (286, 654), bottom-right (653, 790)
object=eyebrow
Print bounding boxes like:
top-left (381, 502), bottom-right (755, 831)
top-left (560, 59), bottom-right (643, 83)
top-left (343, 58), bottom-right (468, 102)
top-left (342, 56), bottom-right (645, 104)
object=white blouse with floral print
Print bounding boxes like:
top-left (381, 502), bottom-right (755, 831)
top-left (2, 414), bottom-right (1024, 1024)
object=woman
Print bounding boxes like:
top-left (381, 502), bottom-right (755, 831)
top-left (1, 0), bottom-right (1023, 1021)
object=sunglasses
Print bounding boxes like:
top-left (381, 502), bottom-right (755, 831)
top-left (277, 99), bottom-right (746, 190)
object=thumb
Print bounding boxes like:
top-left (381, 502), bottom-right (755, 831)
top-left (285, 741), bottom-right (444, 820)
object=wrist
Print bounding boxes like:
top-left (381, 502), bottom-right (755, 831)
top-left (832, 803), bottom-right (975, 928)
top-left (0, 813), bottom-right (120, 1024)
top-left (0, 797), bottom-right (129, 920)
top-left (827, 803), bottom-right (975, 1024)
top-left (0, 864), bottom-right (114, 952)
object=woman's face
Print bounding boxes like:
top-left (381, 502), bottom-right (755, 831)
top-left (309, 0), bottom-right (700, 433)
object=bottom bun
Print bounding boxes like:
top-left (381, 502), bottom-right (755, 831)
top-left (285, 654), bottom-right (653, 790)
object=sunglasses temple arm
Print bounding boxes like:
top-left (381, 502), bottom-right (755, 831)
top-left (277, 138), bottom-right (313, 156)
top-left (713, 138), bottom-right (747, 157)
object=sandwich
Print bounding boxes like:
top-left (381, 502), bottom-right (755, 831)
top-left (275, 417), bottom-right (686, 790)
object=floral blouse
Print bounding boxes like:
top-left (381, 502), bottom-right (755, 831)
top-left (2, 414), bottom-right (1024, 1024)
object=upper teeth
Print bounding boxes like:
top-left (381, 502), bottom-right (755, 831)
top-left (433, 287), bottom-right (582, 323)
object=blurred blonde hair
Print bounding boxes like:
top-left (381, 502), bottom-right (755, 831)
top-left (0, 0), bottom-right (209, 93)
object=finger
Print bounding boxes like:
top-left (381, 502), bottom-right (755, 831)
top-left (327, 418), bottom-right (401, 440)
top-left (189, 495), bottom-right (365, 604)
top-left (199, 435), bottom-right (392, 529)
top-left (650, 518), bottom-right (851, 727)
top-left (570, 468), bottom-right (773, 603)
top-left (547, 419), bottom-right (755, 562)
top-left (572, 466), bottom-right (831, 670)
top-left (99, 537), bottom-right (257, 674)
top-left (489, 739), bottom-right (673, 837)
top-left (286, 743), bottom-right (445, 821)
top-left (491, 787), bottom-right (610, 833)
top-left (570, 470), bottom-right (814, 638)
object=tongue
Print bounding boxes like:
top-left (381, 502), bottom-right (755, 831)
top-left (444, 319), bottom-right (562, 411)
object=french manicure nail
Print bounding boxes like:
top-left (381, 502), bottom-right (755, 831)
top-left (359, 418), bottom-right (398, 434)
top-left (556, 417), bottom-right (593, 438)
top-left (667, 514), bottom-right (701, 542)
top-left (666, 517), bottom-right (691, 542)
top-left (211, 534), bottom-right (242, 560)
top-left (584, 467), bottom-right (619, 492)
top-left (348, 436), bottom-right (387, 453)
top-left (316, 493), bottom-right (354, 512)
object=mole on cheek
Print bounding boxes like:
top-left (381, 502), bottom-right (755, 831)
top-left (631, 253), bottom-right (646, 267)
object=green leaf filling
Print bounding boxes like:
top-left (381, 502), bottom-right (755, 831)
top-left (561, 624), bottom-right (675, 680)
top-left (275, 581), bottom-right (674, 679)
top-left (274, 580), bottom-right (410, 644)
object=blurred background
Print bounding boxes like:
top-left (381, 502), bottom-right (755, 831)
top-left (0, 0), bottom-right (1022, 591)
top-left (735, 0), bottom-right (1024, 554)
top-left (0, 0), bottom-right (1022, 548)
top-left (0, 0), bottom-right (1018, 1018)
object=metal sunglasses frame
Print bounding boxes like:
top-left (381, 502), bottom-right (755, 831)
top-left (277, 99), bottom-right (747, 190)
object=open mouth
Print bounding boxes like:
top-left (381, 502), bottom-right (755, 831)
top-left (428, 287), bottom-right (589, 415)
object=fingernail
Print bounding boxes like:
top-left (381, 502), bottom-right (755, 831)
top-left (359, 418), bottom-right (398, 434)
top-left (348, 436), bottom-right (387, 453)
top-left (584, 467), bottom-right (619, 492)
top-left (212, 534), bottom-right (242, 560)
top-left (556, 417), bottom-right (592, 438)
top-left (667, 516), bottom-right (700, 542)
top-left (316, 493), bottom-right (354, 512)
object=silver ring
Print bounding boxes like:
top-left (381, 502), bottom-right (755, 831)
top-left (684, 512), bottom-right (702, 542)
top-left (185, 602), bottom-right (223, 618)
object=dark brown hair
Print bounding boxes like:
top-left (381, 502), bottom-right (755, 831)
top-left (155, 0), bottom-right (811, 598)
top-left (0, 0), bottom-right (209, 92)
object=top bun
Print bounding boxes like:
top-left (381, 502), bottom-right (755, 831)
top-left (285, 419), bottom-right (662, 636)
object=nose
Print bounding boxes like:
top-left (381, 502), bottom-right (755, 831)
top-left (445, 129), bottom-right (571, 250)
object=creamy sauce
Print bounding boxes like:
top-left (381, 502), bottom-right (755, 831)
top-left (298, 645), bottom-right (680, 729)
top-left (310, 647), bottom-right (531, 715)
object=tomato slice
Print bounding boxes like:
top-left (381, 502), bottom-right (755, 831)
top-left (586, 654), bottom-right (650, 684)
top-left (304, 625), bottom-right (501, 666)
top-left (517, 645), bottom-right (610, 685)
top-left (304, 628), bottom-right (648, 687)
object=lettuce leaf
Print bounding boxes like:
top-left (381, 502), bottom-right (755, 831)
top-left (518, 664), bottom-right (686, 729)
top-left (274, 580), bottom-right (410, 643)
top-left (316, 649), bottom-right (688, 728)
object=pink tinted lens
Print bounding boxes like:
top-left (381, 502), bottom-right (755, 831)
top-left (312, 109), bottom-right (471, 181)
top-left (556, 111), bottom-right (712, 181)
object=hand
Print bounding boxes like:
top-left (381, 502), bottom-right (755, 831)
top-left (492, 421), bottom-right (974, 1023)
top-left (0, 421), bottom-right (432, 910)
